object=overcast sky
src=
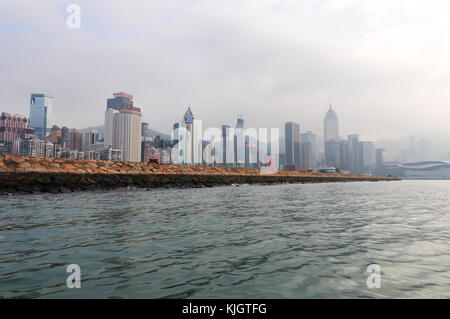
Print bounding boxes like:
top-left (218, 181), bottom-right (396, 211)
top-left (2, 0), bottom-right (450, 141)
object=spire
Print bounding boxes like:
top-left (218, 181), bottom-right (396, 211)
top-left (183, 106), bottom-right (194, 124)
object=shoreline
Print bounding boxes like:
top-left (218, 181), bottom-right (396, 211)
top-left (0, 155), bottom-right (399, 195)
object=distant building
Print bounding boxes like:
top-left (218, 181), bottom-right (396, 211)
top-left (104, 93), bottom-right (142, 162)
top-left (29, 93), bottom-right (53, 139)
top-left (285, 122), bottom-right (300, 166)
top-left (361, 141), bottom-right (375, 171)
top-left (0, 112), bottom-right (35, 144)
top-left (142, 122), bottom-right (150, 138)
top-left (172, 107), bottom-right (202, 165)
top-left (323, 105), bottom-right (339, 143)
top-left (300, 131), bottom-right (316, 169)
top-left (67, 129), bottom-right (83, 152)
top-left (347, 134), bottom-right (362, 174)
top-left (325, 139), bottom-right (341, 169)
top-left (46, 125), bottom-right (63, 146)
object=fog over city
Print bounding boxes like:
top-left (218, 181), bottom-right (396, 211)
top-left (2, 0), bottom-right (450, 160)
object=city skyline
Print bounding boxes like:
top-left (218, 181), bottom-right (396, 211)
top-left (3, 1), bottom-right (450, 141)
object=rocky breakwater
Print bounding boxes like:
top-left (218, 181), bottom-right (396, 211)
top-left (0, 155), bottom-right (398, 195)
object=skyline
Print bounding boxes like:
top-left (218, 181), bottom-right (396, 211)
top-left (3, 1), bottom-right (450, 141)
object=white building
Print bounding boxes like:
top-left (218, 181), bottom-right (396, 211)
top-left (104, 93), bottom-right (142, 162)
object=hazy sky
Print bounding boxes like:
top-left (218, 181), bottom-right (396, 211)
top-left (2, 0), bottom-right (450, 140)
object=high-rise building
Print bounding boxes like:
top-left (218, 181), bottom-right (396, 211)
top-left (325, 139), bottom-right (342, 168)
top-left (107, 92), bottom-right (134, 111)
top-left (0, 112), bottom-right (35, 143)
top-left (83, 130), bottom-right (100, 152)
top-left (284, 122), bottom-right (300, 166)
top-left (29, 93), bottom-right (53, 139)
top-left (104, 93), bottom-right (142, 162)
top-left (222, 125), bottom-right (231, 166)
top-left (300, 131), bottom-right (317, 169)
top-left (323, 105), bottom-right (339, 144)
top-left (117, 108), bottom-right (142, 162)
top-left (361, 141), bottom-right (375, 170)
top-left (67, 129), bottom-right (83, 152)
top-left (347, 134), bottom-right (362, 174)
top-left (172, 107), bottom-right (202, 165)
top-left (47, 125), bottom-right (63, 146)
top-left (142, 122), bottom-right (150, 138)
top-left (235, 116), bottom-right (245, 167)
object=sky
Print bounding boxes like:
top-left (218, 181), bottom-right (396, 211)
top-left (2, 0), bottom-right (450, 142)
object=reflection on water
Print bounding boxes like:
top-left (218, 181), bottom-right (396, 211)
top-left (0, 180), bottom-right (449, 298)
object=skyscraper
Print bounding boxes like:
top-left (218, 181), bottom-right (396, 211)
top-left (29, 93), bottom-right (53, 139)
top-left (172, 107), bottom-right (202, 165)
top-left (323, 105), bottom-right (339, 143)
top-left (284, 122), bottom-right (300, 166)
top-left (347, 134), bottom-right (362, 174)
top-left (104, 93), bottom-right (142, 162)
top-left (301, 131), bottom-right (317, 169)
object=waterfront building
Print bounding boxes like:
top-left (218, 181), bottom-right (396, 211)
top-left (0, 112), bottom-right (35, 143)
top-left (83, 130), bottom-right (100, 152)
top-left (325, 139), bottom-right (342, 169)
top-left (323, 105), bottom-right (339, 143)
top-left (221, 125), bottom-right (231, 166)
top-left (67, 129), bottom-right (83, 152)
top-left (104, 93), bottom-right (142, 162)
top-left (29, 93), bottom-right (53, 139)
top-left (285, 122), bottom-right (301, 166)
top-left (142, 122), bottom-right (150, 138)
top-left (234, 116), bottom-right (246, 167)
top-left (171, 107), bottom-right (202, 165)
top-left (347, 134), bottom-right (362, 174)
top-left (100, 147), bottom-right (122, 161)
top-left (361, 141), bottom-right (375, 171)
top-left (300, 131), bottom-right (317, 169)
top-left (46, 125), bottom-right (63, 146)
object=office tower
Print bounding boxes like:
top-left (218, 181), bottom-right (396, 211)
top-left (235, 116), bottom-right (245, 166)
top-left (347, 134), bottom-right (362, 174)
top-left (325, 139), bottom-right (341, 168)
top-left (142, 122), bottom-right (150, 138)
top-left (117, 108), bottom-right (142, 162)
top-left (83, 130), bottom-right (100, 152)
top-left (104, 93), bottom-right (142, 162)
top-left (107, 92), bottom-right (134, 111)
top-left (284, 122), bottom-right (300, 166)
top-left (339, 140), bottom-right (349, 170)
top-left (375, 148), bottom-right (385, 168)
top-left (300, 131), bottom-right (317, 169)
top-left (0, 112), bottom-right (35, 143)
top-left (67, 129), bottom-right (83, 151)
top-left (222, 125), bottom-right (231, 166)
top-left (29, 93), bottom-right (53, 139)
top-left (323, 105), bottom-right (339, 144)
top-left (171, 107), bottom-right (201, 165)
top-left (361, 141), bottom-right (375, 170)
top-left (61, 126), bottom-right (70, 148)
top-left (47, 125), bottom-right (63, 145)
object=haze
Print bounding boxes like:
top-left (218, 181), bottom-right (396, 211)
top-left (2, 0), bottom-right (450, 147)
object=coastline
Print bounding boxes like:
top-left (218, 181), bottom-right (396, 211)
top-left (0, 155), bottom-right (399, 195)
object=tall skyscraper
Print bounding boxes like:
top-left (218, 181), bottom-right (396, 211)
top-left (301, 131), bottom-right (317, 169)
top-left (347, 134), bottom-right (362, 173)
top-left (172, 107), bottom-right (202, 165)
top-left (323, 105), bottom-right (339, 144)
top-left (104, 93), bottom-right (142, 162)
top-left (284, 122), bottom-right (300, 166)
top-left (29, 93), bottom-right (53, 139)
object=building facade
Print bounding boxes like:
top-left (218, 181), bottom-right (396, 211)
top-left (29, 93), bottom-right (53, 139)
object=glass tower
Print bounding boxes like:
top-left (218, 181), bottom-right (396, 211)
top-left (29, 93), bottom-right (53, 140)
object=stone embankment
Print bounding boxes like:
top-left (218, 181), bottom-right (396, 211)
top-left (0, 155), bottom-right (398, 194)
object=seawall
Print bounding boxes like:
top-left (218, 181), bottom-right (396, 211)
top-left (0, 155), bottom-right (398, 194)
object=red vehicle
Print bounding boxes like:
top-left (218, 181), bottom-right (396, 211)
top-left (149, 158), bottom-right (159, 164)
